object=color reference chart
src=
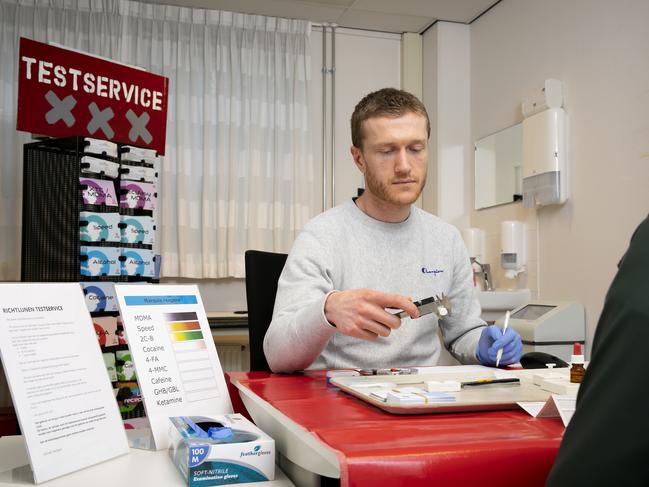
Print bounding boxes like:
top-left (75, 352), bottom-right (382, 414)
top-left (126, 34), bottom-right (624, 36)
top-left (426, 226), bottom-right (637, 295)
top-left (114, 284), bottom-right (233, 450)
top-left (165, 312), bottom-right (219, 402)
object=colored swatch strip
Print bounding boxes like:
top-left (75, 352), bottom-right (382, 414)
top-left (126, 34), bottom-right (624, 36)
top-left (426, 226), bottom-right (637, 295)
top-left (167, 321), bottom-right (201, 331)
top-left (170, 330), bottom-right (204, 342)
top-left (167, 321), bottom-right (201, 332)
top-left (167, 317), bottom-right (204, 342)
top-left (173, 341), bottom-right (207, 353)
top-left (163, 311), bottom-right (198, 321)
top-left (164, 314), bottom-right (219, 402)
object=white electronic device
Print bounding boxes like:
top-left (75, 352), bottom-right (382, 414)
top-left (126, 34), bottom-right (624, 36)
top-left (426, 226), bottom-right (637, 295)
top-left (504, 301), bottom-right (585, 362)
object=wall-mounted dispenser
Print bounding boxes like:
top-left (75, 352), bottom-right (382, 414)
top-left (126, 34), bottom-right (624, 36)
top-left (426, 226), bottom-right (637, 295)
top-left (462, 227), bottom-right (485, 263)
top-left (501, 220), bottom-right (526, 280)
top-left (463, 227), bottom-right (492, 291)
top-left (521, 79), bottom-right (567, 208)
top-left (522, 106), bottom-right (567, 208)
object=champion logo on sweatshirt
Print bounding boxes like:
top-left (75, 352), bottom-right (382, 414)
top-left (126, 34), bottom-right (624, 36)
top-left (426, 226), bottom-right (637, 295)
top-left (421, 267), bottom-right (444, 275)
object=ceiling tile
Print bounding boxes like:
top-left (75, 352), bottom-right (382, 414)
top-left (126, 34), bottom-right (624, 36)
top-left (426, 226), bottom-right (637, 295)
top-left (295, 0), bottom-right (355, 6)
top-left (140, 0), bottom-right (500, 33)
top-left (351, 0), bottom-right (498, 23)
top-left (337, 8), bottom-right (433, 33)
top-left (151, 0), bottom-right (346, 23)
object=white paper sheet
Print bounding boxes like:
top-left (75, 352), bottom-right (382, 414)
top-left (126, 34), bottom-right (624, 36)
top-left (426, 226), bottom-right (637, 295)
top-left (0, 283), bottom-right (128, 483)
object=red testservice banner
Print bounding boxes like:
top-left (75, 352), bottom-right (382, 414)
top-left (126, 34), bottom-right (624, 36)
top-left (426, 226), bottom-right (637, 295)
top-left (16, 37), bottom-right (169, 155)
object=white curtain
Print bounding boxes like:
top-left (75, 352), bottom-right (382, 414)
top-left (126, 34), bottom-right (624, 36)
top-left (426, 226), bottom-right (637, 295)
top-left (0, 0), bottom-right (316, 280)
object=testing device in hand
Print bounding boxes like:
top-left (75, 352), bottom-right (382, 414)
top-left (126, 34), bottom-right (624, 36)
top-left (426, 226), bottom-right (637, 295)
top-left (394, 294), bottom-right (451, 320)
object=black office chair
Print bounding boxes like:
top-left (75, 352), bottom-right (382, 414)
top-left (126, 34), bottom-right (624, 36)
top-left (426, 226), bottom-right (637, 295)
top-left (244, 250), bottom-right (288, 372)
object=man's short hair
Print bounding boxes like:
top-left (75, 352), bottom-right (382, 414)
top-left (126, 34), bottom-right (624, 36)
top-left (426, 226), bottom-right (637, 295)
top-left (351, 88), bottom-right (430, 149)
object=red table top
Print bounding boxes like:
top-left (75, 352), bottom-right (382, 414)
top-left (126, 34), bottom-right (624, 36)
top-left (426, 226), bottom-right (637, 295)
top-left (226, 371), bottom-right (564, 487)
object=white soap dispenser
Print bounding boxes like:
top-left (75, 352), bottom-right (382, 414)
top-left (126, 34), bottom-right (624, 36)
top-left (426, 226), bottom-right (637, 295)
top-left (463, 227), bottom-right (492, 291)
top-left (462, 227), bottom-right (485, 263)
top-left (501, 221), bottom-right (526, 280)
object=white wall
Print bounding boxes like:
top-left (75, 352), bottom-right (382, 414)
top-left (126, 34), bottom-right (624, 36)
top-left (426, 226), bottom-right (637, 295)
top-left (330, 28), bottom-right (402, 207)
top-left (421, 23), bottom-right (471, 230)
top-left (421, 26), bottom-right (438, 215)
top-left (190, 27), bottom-right (401, 311)
top-left (470, 0), bottom-right (649, 351)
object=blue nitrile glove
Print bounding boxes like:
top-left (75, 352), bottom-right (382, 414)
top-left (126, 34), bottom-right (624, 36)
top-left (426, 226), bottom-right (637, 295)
top-left (476, 325), bottom-right (522, 366)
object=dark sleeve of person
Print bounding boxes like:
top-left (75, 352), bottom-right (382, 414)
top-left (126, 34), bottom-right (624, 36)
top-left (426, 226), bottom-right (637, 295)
top-left (546, 215), bottom-right (649, 487)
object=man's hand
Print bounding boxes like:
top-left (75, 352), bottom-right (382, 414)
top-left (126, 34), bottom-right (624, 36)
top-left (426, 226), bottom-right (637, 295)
top-left (324, 289), bottom-right (419, 341)
top-left (476, 325), bottom-right (523, 366)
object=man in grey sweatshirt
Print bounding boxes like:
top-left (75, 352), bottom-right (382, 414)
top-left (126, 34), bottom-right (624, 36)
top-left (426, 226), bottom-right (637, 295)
top-left (264, 88), bottom-right (522, 373)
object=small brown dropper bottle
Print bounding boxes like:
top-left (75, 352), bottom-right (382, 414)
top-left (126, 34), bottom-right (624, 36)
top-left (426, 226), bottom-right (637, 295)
top-left (570, 342), bottom-right (585, 383)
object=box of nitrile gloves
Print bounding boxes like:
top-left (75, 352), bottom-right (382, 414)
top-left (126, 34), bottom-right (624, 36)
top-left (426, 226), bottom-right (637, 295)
top-left (168, 415), bottom-right (275, 486)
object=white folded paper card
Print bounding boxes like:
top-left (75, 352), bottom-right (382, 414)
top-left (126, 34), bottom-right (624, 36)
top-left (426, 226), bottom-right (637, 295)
top-left (114, 284), bottom-right (233, 450)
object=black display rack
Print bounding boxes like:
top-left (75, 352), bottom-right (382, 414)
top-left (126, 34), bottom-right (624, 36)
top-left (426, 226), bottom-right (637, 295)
top-left (21, 136), bottom-right (158, 422)
top-left (21, 137), bottom-right (85, 281)
top-left (21, 136), bottom-right (157, 283)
